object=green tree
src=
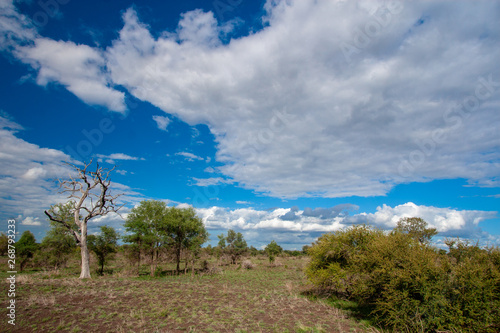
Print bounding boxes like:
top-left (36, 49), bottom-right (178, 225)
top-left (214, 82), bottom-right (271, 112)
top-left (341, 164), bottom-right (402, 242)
top-left (393, 217), bottom-right (437, 244)
top-left (165, 206), bottom-right (208, 274)
top-left (249, 246), bottom-right (259, 257)
top-left (88, 226), bottom-right (119, 275)
top-left (0, 232), bottom-right (8, 256)
top-left (220, 229), bottom-right (247, 264)
top-left (265, 240), bottom-right (283, 263)
top-left (37, 202), bottom-right (78, 270)
top-left (305, 225), bottom-right (500, 332)
top-left (17, 230), bottom-right (38, 272)
top-left (123, 200), bottom-right (170, 276)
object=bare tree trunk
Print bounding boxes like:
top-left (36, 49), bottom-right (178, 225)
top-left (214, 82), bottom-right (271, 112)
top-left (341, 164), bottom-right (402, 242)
top-left (176, 244), bottom-right (181, 275)
top-left (150, 251), bottom-right (155, 277)
top-left (137, 250), bottom-right (140, 276)
top-left (80, 225), bottom-right (91, 279)
top-left (191, 256), bottom-right (195, 278)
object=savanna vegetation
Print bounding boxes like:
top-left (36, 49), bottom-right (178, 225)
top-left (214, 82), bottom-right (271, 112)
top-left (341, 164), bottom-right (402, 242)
top-left (2, 163), bottom-right (498, 332)
top-left (306, 218), bottom-right (500, 332)
top-left (1, 219), bottom-right (368, 333)
top-left (3, 213), bottom-right (499, 332)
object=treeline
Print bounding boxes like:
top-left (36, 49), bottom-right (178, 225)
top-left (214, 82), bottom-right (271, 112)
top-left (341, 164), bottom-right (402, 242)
top-left (306, 218), bottom-right (500, 332)
top-left (1, 200), bottom-right (304, 276)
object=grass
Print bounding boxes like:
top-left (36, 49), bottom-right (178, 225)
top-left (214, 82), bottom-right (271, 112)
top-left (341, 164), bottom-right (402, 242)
top-left (0, 254), bottom-right (379, 332)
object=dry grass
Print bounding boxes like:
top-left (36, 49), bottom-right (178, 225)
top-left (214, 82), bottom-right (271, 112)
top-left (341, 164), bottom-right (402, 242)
top-left (0, 255), bottom-right (376, 332)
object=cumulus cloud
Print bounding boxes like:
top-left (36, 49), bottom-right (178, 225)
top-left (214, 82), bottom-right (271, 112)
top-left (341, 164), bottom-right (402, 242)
top-left (196, 202), bottom-right (497, 249)
top-left (176, 151), bottom-right (205, 162)
top-left (192, 177), bottom-right (233, 187)
top-left (16, 38), bottom-right (126, 112)
top-left (0, 115), bottom-right (73, 221)
top-left (0, 0), bottom-right (126, 112)
top-left (22, 216), bottom-right (41, 226)
top-left (3, 1), bottom-right (499, 198)
top-left (152, 115), bottom-right (171, 131)
top-left (0, 116), bottom-right (142, 238)
top-left (349, 202), bottom-right (498, 238)
top-left (0, 0), bottom-right (36, 51)
top-left (96, 153), bottom-right (144, 164)
top-left (103, 0), bottom-right (500, 198)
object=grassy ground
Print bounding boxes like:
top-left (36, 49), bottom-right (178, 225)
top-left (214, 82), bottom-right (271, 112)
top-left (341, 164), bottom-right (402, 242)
top-left (0, 255), bottom-right (378, 332)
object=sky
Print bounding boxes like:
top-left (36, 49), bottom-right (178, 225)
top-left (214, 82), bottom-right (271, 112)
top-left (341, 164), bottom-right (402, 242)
top-left (0, 0), bottom-right (499, 250)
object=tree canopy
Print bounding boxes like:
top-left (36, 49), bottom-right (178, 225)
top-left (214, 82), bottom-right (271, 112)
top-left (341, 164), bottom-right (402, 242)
top-left (123, 200), bottom-right (208, 275)
top-left (17, 230), bottom-right (38, 271)
top-left (88, 225), bottom-right (119, 275)
top-left (265, 240), bottom-right (283, 263)
top-left (218, 229), bottom-right (247, 264)
top-left (393, 217), bottom-right (438, 244)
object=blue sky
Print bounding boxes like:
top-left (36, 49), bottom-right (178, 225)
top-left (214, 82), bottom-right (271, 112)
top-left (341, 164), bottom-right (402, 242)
top-left (0, 0), bottom-right (499, 249)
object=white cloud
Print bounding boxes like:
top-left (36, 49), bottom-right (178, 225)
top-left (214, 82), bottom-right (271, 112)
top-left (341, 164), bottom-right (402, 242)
top-left (0, 0), bottom-right (37, 51)
top-left (192, 177), bottom-right (232, 187)
top-left (0, 115), bottom-right (73, 220)
top-left (16, 38), bottom-right (126, 112)
top-left (3, 1), bottom-right (499, 198)
top-left (0, 116), bottom-right (143, 236)
top-left (176, 151), bottom-right (205, 162)
top-left (346, 202), bottom-right (498, 237)
top-left (96, 153), bottom-right (144, 164)
top-left (104, 1), bottom-right (500, 198)
top-left (0, 0), bottom-right (126, 112)
top-left (195, 202), bottom-right (498, 248)
top-left (22, 216), bottom-right (41, 226)
top-left (152, 115), bottom-right (171, 131)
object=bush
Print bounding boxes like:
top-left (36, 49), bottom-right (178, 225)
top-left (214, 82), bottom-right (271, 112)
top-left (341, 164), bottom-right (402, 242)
top-left (306, 224), bottom-right (500, 332)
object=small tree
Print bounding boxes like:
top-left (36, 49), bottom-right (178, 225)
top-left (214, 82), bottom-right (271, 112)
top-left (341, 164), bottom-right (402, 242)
top-left (220, 229), bottom-right (247, 264)
top-left (123, 200), bottom-right (170, 276)
top-left (265, 240), bottom-right (283, 263)
top-left (165, 206), bottom-right (208, 275)
top-left (37, 202), bottom-right (77, 270)
top-left (88, 226), bottom-right (119, 275)
top-left (394, 217), bottom-right (437, 244)
top-left (249, 246), bottom-right (259, 257)
top-left (45, 160), bottom-right (123, 278)
top-left (17, 230), bottom-right (38, 272)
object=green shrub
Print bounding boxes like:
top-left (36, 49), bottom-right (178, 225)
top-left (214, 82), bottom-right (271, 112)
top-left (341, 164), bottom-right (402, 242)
top-left (306, 223), bottom-right (500, 332)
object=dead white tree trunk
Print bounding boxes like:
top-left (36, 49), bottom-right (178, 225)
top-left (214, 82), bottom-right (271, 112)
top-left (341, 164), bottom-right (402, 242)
top-left (45, 160), bottom-right (122, 279)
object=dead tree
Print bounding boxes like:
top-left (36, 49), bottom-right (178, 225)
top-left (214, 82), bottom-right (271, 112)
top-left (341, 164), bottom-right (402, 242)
top-left (45, 160), bottom-right (123, 279)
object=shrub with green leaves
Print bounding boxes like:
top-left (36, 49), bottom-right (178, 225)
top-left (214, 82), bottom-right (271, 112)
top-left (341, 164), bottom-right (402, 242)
top-left (17, 230), bottom-right (38, 272)
top-left (305, 220), bottom-right (500, 332)
top-left (265, 240), bottom-right (283, 264)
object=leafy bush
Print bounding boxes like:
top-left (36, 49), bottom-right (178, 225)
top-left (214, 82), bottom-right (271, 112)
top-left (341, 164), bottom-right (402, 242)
top-left (306, 223), bottom-right (500, 332)
top-left (265, 240), bottom-right (283, 264)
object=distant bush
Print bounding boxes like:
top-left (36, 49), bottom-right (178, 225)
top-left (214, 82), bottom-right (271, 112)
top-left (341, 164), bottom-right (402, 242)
top-left (306, 223), bottom-right (500, 332)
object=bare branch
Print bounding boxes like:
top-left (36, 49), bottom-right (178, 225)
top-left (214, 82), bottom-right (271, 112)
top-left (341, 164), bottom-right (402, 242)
top-left (44, 210), bottom-right (81, 245)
